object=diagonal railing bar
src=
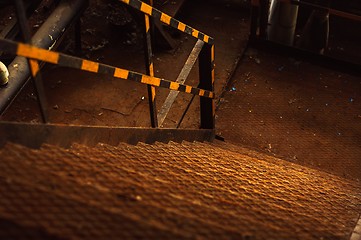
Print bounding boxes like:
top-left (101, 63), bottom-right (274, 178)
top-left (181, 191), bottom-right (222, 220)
top-left (120, 0), bottom-right (214, 45)
top-left (0, 1), bottom-right (216, 130)
top-left (119, 0), bottom-right (216, 129)
top-left (0, 38), bottom-right (215, 99)
top-left (157, 39), bottom-right (204, 127)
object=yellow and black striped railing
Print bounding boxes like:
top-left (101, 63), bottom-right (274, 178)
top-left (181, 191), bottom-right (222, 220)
top-left (120, 0), bottom-right (214, 45)
top-left (0, 38), bottom-right (214, 98)
top-left (1, 0), bottom-right (216, 130)
top-left (143, 0), bottom-right (158, 127)
top-left (119, 0), bottom-right (216, 129)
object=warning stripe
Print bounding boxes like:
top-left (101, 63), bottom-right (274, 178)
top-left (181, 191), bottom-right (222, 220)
top-left (29, 59), bottom-right (40, 76)
top-left (144, 2), bottom-right (158, 128)
top-left (210, 45), bottom-right (216, 118)
top-left (0, 38), bottom-right (214, 99)
top-left (120, 0), bottom-right (214, 45)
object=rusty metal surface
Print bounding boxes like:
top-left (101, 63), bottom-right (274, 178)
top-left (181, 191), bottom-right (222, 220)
top-left (0, 121), bottom-right (214, 148)
top-left (0, 141), bottom-right (360, 239)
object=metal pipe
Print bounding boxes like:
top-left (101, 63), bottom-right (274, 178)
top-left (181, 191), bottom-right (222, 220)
top-left (268, 0), bottom-right (299, 46)
top-left (0, 0), bottom-right (88, 114)
top-left (15, 0), bottom-right (49, 123)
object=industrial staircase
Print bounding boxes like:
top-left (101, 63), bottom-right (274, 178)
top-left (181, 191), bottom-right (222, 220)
top-left (0, 140), bottom-right (360, 239)
top-left (1, 1), bottom-right (361, 239)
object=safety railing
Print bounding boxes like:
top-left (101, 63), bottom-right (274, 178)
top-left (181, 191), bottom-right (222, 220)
top-left (122, 0), bottom-right (215, 129)
top-left (249, 0), bottom-right (361, 72)
top-left (0, 0), bottom-right (87, 122)
top-left (0, 0), bottom-right (216, 130)
top-left (250, 0), bottom-right (361, 42)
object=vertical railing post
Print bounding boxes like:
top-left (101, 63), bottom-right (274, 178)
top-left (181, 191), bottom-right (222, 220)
top-left (143, 0), bottom-right (158, 128)
top-left (14, 0), bottom-right (48, 123)
top-left (199, 44), bottom-right (215, 129)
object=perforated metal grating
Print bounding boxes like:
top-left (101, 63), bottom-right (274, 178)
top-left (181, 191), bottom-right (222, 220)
top-left (0, 141), bottom-right (360, 239)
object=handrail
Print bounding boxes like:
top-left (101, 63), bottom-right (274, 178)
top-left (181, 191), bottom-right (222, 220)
top-left (1, 0), bottom-right (216, 130)
top-left (143, 0), bottom-right (157, 127)
top-left (120, 0), bottom-right (214, 45)
top-left (251, 0), bottom-right (361, 41)
top-left (0, 38), bottom-right (214, 98)
top-left (120, 0), bottom-right (215, 129)
top-left (280, 0), bottom-right (361, 22)
top-left (0, 0), bottom-right (87, 119)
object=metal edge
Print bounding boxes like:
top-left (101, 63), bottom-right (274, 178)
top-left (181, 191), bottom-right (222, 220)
top-left (0, 121), bottom-right (215, 149)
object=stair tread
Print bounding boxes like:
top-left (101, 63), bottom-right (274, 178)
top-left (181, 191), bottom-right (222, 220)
top-left (0, 141), bottom-right (360, 239)
top-left (0, 144), bottom-right (242, 238)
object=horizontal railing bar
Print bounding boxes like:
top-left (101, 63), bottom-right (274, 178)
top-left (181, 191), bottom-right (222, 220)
top-left (279, 0), bottom-right (361, 22)
top-left (120, 0), bottom-right (214, 45)
top-left (157, 39), bottom-right (204, 126)
top-left (0, 38), bottom-right (214, 98)
top-left (0, 0), bottom-right (88, 114)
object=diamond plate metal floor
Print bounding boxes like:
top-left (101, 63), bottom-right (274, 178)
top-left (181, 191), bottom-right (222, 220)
top-left (0, 141), bottom-right (360, 239)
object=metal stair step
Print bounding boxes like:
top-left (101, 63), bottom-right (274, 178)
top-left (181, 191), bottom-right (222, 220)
top-left (0, 141), bottom-right (360, 239)
top-left (0, 144), bottom-right (186, 239)
top-left (9, 142), bottom-right (248, 237)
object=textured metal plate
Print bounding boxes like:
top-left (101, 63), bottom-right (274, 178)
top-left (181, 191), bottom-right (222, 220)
top-left (0, 121), bottom-right (214, 148)
top-left (0, 141), bottom-right (360, 239)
